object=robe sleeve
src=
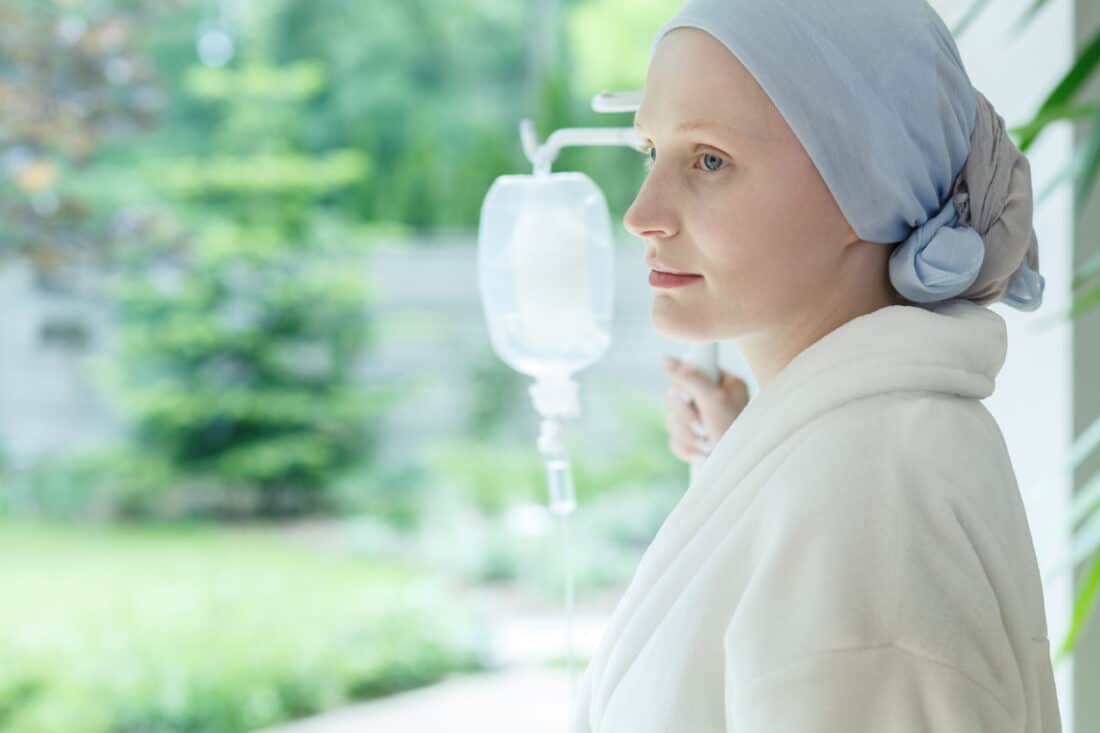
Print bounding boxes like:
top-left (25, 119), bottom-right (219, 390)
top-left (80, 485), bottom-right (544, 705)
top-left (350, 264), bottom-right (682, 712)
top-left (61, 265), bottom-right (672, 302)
top-left (724, 642), bottom-right (1018, 732)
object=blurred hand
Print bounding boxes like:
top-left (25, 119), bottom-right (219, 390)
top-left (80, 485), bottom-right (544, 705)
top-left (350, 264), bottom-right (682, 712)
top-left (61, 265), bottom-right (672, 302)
top-left (661, 355), bottom-right (750, 463)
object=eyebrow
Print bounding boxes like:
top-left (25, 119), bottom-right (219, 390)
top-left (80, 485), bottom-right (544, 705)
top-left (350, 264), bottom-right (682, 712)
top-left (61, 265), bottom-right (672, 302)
top-left (633, 117), bottom-right (757, 140)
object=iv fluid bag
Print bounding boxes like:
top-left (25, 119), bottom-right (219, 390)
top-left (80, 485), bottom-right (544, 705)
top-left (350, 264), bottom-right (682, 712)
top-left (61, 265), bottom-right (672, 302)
top-left (478, 172), bottom-right (613, 378)
top-left (512, 202), bottom-right (600, 352)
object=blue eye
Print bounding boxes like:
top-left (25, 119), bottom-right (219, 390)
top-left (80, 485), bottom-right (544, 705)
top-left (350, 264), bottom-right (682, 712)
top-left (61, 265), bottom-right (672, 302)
top-left (701, 152), bottom-right (726, 172)
top-left (639, 146), bottom-right (728, 173)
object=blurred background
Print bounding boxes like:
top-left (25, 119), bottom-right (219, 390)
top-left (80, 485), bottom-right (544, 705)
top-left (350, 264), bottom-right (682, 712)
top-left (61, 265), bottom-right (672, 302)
top-left (1, 0), bottom-right (1099, 731)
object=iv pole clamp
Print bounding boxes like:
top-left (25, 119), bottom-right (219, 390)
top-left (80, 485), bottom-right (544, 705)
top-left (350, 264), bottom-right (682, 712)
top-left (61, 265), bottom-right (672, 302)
top-left (529, 374), bottom-right (581, 518)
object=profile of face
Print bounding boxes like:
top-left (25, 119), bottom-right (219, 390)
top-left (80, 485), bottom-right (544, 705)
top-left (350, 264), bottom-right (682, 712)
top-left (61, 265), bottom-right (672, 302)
top-left (626, 27), bottom-right (893, 343)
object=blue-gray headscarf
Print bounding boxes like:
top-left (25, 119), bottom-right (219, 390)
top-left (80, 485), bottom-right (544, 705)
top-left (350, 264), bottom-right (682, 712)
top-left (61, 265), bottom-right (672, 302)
top-left (650, 0), bottom-right (1044, 311)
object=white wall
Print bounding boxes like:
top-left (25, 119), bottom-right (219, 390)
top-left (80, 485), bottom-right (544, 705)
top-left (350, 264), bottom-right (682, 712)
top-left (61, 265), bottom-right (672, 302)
top-left (0, 262), bottom-right (123, 467)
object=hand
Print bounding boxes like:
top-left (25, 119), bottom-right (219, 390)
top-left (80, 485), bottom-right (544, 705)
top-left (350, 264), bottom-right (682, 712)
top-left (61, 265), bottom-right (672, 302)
top-left (661, 355), bottom-right (750, 463)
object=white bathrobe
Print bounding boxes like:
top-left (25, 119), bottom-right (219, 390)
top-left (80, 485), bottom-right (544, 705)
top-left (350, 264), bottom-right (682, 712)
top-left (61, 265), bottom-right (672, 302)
top-left (570, 299), bottom-right (1061, 732)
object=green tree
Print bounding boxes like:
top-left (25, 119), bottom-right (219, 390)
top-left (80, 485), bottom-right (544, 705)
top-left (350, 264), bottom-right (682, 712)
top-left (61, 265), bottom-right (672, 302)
top-left (105, 21), bottom-right (389, 517)
top-left (266, 0), bottom-right (557, 233)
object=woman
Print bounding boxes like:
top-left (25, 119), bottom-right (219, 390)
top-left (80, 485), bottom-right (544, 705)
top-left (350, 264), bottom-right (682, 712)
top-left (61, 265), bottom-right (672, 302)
top-left (569, 1), bottom-right (1060, 731)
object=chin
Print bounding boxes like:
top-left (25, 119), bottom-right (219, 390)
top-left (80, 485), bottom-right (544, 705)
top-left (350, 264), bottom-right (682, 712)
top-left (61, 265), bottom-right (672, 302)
top-left (652, 305), bottom-right (716, 342)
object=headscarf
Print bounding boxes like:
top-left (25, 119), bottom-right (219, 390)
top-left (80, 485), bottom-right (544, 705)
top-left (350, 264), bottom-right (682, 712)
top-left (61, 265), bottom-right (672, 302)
top-left (649, 0), bottom-right (1044, 311)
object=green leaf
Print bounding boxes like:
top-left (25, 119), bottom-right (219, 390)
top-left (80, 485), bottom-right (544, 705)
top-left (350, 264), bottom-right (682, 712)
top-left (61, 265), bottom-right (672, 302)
top-left (1070, 280), bottom-right (1100, 320)
top-left (1027, 105), bottom-right (1100, 225)
top-left (1018, 25), bottom-right (1100, 153)
top-left (1033, 136), bottom-right (1087, 210)
top-left (152, 151), bottom-right (369, 195)
top-left (184, 61), bottom-right (327, 101)
top-left (1041, 472), bottom-right (1100, 584)
top-left (1007, 0), bottom-right (1055, 42)
top-left (1053, 408), bottom-right (1100, 480)
top-left (949, 0), bottom-right (993, 39)
top-left (1072, 248), bottom-right (1100, 291)
top-left (1031, 279), bottom-right (1100, 334)
top-left (1055, 549), bottom-right (1100, 663)
top-left (1007, 102), bottom-right (1098, 147)
top-left (1070, 467), bottom-right (1100, 529)
top-left (1074, 105), bottom-right (1100, 218)
top-left (1018, 408), bottom-right (1100, 514)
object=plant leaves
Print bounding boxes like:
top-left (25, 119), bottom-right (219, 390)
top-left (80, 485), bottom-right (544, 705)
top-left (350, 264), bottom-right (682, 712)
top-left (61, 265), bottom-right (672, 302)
top-left (1007, 0), bottom-right (1055, 41)
top-left (1070, 467), bottom-right (1100, 529)
top-left (950, 0), bottom-right (994, 39)
top-left (1017, 25), bottom-right (1100, 153)
top-left (1072, 248), bottom-right (1100, 291)
top-left (1023, 408), bottom-right (1100, 496)
top-left (1028, 105), bottom-right (1100, 218)
top-left (1007, 102), bottom-right (1098, 147)
top-left (1071, 280), bottom-right (1100, 320)
top-left (1055, 549), bottom-right (1100, 663)
top-left (1041, 472), bottom-right (1100, 584)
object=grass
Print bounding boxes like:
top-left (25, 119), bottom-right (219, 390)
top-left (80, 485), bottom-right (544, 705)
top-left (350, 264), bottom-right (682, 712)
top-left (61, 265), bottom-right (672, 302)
top-left (0, 519), bottom-right (489, 733)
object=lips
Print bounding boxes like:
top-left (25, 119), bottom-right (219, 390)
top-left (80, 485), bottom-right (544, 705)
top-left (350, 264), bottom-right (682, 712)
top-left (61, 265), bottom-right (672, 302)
top-left (649, 270), bottom-right (703, 288)
top-left (645, 256), bottom-right (700, 276)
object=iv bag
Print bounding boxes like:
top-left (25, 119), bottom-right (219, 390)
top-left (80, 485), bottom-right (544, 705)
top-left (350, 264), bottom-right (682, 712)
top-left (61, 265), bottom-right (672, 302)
top-left (478, 171), bottom-right (613, 379)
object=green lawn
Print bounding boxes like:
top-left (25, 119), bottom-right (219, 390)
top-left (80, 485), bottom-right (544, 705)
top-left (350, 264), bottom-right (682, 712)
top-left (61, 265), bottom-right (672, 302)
top-left (0, 520), bottom-right (488, 733)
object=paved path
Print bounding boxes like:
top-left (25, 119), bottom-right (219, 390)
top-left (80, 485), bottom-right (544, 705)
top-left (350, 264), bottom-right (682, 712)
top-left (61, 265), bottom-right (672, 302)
top-left (255, 613), bottom-right (608, 733)
top-left (258, 664), bottom-right (579, 733)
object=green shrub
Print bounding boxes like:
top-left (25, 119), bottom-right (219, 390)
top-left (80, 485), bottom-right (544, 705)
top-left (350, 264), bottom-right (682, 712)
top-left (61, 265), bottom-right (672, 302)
top-left (100, 224), bottom-right (390, 518)
top-left (325, 460), bottom-right (432, 532)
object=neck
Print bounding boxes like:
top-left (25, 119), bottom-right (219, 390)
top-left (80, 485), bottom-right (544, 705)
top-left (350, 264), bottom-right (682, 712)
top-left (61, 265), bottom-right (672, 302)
top-left (736, 242), bottom-right (907, 391)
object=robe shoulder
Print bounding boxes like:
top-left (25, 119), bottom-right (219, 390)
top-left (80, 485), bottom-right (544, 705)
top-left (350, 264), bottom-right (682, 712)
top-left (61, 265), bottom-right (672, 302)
top-left (765, 390), bottom-right (1011, 508)
top-left (723, 390), bottom-right (1031, 725)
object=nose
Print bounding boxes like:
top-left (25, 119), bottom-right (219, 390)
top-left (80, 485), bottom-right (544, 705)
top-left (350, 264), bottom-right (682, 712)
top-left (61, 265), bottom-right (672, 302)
top-left (623, 176), bottom-right (676, 241)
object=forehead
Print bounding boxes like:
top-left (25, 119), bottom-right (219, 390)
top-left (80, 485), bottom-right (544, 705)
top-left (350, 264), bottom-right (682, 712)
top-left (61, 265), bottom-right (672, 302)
top-left (632, 116), bottom-right (758, 141)
top-left (633, 27), bottom-right (775, 143)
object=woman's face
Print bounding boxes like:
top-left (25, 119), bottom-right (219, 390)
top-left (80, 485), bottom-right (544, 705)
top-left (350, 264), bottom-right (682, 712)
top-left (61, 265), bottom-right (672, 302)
top-left (626, 27), bottom-right (862, 342)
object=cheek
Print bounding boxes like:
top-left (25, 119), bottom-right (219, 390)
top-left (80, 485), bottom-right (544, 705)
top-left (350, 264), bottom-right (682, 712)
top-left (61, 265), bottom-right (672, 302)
top-left (696, 194), bottom-right (789, 279)
top-left (696, 185), bottom-right (837, 299)
top-left (743, 163), bottom-right (843, 255)
top-left (772, 156), bottom-right (850, 242)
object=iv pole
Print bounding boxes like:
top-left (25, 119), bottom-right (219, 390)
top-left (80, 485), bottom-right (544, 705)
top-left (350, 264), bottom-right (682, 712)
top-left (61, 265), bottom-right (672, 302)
top-left (521, 87), bottom-right (720, 500)
top-left (509, 89), bottom-right (721, 709)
